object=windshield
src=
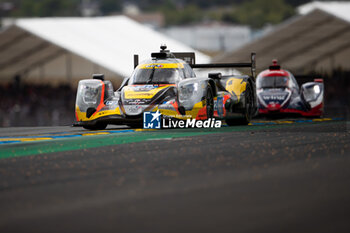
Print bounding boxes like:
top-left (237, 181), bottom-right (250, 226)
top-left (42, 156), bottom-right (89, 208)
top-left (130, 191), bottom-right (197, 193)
top-left (257, 76), bottom-right (289, 89)
top-left (130, 68), bottom-right (183, 84)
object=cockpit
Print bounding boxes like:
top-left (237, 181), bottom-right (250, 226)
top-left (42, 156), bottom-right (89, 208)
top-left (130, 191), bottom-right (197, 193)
top-left (129, 62), bottom-right (185, 85)
top-left (257, 76), bottom-right (289, 89)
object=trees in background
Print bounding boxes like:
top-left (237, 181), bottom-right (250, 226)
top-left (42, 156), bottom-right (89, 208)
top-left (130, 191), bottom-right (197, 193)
top-left (99, 0), bottom-right (122, 15)
top-left (154, 0), bottom-right (295, 28)
top-left (1, 0), bottom-right (122, 17)
top-left (6, 0), bottom-right (80, 17)
top-left (224, 0), bottom-right (295, 28)
top-left (156, 1), bottom-right (203, 26)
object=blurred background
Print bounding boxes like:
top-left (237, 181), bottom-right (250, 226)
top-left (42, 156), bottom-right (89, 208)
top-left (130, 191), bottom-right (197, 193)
top-left (0, 0), bottom-right (349, 126)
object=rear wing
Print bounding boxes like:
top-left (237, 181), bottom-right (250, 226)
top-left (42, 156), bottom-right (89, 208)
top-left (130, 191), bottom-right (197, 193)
top-left (172, 52), bottom-right (256, 79)
top-left (190, 53), bottom-right (256, 79)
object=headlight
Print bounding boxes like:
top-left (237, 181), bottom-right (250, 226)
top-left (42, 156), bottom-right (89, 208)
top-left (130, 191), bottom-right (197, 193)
top-left (76, 79), bottom-right (103, 112)
top-left (82, 85), bottom-right (99, 104)
top-left (313, 85), bottom-right (320, 94)
top-left (179, 83), bottom-right (198, 102)
top-left (303, 84), bottom-right (321, 102)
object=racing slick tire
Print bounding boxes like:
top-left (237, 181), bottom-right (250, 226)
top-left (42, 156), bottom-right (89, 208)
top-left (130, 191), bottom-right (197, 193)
top-left (83, 122), bottom-right (107, 130)
top-left (206, 85), bottom-right (214, 119)
top-left (226, 82), bottom-right (254, 126)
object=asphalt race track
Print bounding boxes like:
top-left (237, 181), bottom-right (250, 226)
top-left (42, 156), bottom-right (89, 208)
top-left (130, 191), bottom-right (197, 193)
top-left (0, 119), bottom-right (349, 233)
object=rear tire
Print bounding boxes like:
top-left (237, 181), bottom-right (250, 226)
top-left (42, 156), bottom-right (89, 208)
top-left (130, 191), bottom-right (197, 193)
top-left (226, 82), bottom-right (254, 126)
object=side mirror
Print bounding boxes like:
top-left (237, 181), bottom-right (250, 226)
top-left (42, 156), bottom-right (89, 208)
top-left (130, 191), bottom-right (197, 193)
top-left (92, 74), bottom-right (104, 81)
top-left (301, 82), bottom-right (323, 103)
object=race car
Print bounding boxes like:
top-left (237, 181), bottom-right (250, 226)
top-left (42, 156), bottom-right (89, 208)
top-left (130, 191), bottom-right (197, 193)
top-left (256, 60), bottom-right (324, 117)
top-left (74, 45), bottom-right (258, 130)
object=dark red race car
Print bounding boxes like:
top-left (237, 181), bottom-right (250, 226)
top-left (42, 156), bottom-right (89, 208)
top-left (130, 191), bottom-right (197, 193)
top-left (256, 60), bottom-right (324, 117)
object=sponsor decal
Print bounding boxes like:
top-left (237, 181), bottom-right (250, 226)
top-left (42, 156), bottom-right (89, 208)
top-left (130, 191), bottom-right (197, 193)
top-left (262, 95), bottom-right (286, 101)
top-left (143, 111), bottom-right (222, 129)
top-left (127, 99), bottom-right (146, 105)
top-left (146, 64), bottom-right (163, 68)
top-left (139, 63), bottom-right (184, 69)
top-left (126, 105), bottom-right (143, 114)
top-left (124, 85), bottom-right (170, 99)
top-left (216, 97), bottom-right (223, 117)
top-left (105, 101), bottom-right (118, 106)
top-left (133, 85), bottom-right (156, 91)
